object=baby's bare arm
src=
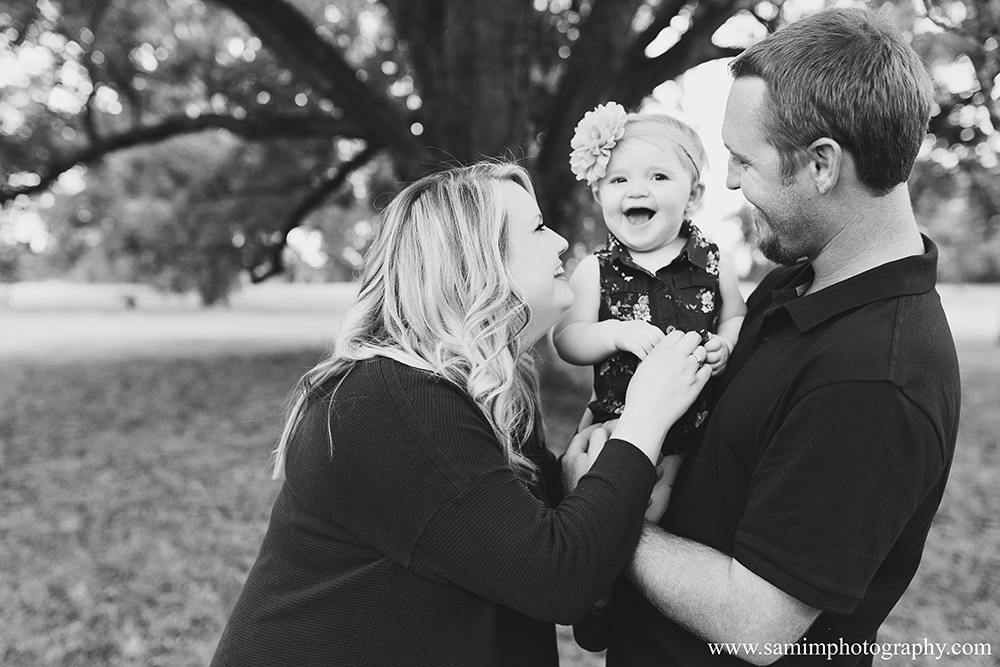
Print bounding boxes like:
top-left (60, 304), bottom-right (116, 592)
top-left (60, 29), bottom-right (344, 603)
top-left (554, 255), bottom-right (620, 365)
top-left (714, 250), bottom-right (746, 350)
top-left (705, 251), bottom-right (746, 374)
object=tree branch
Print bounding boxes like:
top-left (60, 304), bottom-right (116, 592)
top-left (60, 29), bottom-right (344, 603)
top-left (211, 0), bottom-right (430, 178)
top-left (920, 0), bottom-right (958, 32)
top-left (4, 0), bottom-right (40, 47)
top-left (630, 0), bottom-right (690, 55)
top-left (615, 0), bottom-right (749, 105)
top-left (0, 113), bottom-right (367, 204)
top-left (81, 0), bottom-right (116, 142)
top-left (249, 143), bottom-right (380, 282)
top-left (920, 0), bottom-right (1000, 141)
top-left (533, 0), bottom-right (646, 173)
top-left (382, 0), bottom-right (444, 115)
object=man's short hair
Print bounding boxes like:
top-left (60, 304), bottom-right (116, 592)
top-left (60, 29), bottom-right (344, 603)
top-left (730, 8), bottom-right (933, 194)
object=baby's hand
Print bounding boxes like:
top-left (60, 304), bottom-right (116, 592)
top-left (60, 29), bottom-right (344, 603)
top-left (646, 453), bottom-right (684, 522)
top-left (613, 321), bottom-right (666, 360)
top-left (703, 333), bottom-right (731, 376)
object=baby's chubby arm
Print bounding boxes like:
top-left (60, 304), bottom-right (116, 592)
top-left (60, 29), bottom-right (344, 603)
top-left (554, 255), bottom-right (665, 364)
top-left (704, 250), bottom-right (747, 376)
top-left (554, 256), bottom-right (616, 364)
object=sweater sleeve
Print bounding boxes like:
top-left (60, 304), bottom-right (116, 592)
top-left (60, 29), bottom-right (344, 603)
top-left (411, 438), bottom-right (654, 623)
top-left (282, 358), bottom-right (656, 624)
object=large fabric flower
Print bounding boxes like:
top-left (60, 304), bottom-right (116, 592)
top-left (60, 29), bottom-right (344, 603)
top-left (569, 102), bottom-right (628, 185)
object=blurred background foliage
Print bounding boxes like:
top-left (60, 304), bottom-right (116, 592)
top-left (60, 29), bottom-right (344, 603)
top-left (0, 0), bottom-right (998, 304)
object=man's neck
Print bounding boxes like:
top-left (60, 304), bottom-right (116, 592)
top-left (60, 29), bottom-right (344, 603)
top-left (806, 187), bottom-right (924, 295)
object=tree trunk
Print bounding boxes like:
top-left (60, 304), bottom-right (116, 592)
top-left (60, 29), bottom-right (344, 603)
top-left (386, 0), bottom-right (535, 167)
top-left (215, 0), bottom-right (431, 178)
top-left (532, 0), bottom-right (646, 240)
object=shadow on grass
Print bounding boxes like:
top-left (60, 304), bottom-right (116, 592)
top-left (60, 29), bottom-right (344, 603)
top-left (0, 342), bottom-right (997, 666)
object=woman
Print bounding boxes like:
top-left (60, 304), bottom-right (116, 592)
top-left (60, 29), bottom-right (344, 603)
top-left (210, 162), bottom-right (709, 667)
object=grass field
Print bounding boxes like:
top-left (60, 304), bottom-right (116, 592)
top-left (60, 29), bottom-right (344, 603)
top-left (0, 282), bottom-right (997, 666)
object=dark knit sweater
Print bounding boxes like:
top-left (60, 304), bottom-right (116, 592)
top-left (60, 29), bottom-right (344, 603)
top-left (211, 356), bottom-right (656, 667)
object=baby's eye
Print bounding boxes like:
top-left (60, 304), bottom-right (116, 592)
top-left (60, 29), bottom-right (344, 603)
top-left (535, 223), bottom-right (548, 232)
top-left (609, 176), bottom-right (626, 184)
top-left (652, 173), bottom-right (669, 181)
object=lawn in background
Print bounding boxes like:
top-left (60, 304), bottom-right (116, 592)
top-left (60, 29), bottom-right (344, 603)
top-left (0, 282), bottom-right (997, 666)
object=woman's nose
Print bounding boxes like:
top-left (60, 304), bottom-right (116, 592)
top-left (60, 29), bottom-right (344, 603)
top-left (549, 228), bottom-right (569, 255)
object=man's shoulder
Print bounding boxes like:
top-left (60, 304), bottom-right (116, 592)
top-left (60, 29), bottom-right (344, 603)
top-left (888, 290), bottom-right (961, 425)
top-left (843, 287), bottom-right (958, 379)
top-left (801, 288), bottom-right (955, 374)
top-left (792, 288), bottom-right (960, 446)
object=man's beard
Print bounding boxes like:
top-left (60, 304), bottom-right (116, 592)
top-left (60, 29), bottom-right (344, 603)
top-left (754, 211), bottom-right (804, 265)
top-left (758, 233), bottom-right (801, 265)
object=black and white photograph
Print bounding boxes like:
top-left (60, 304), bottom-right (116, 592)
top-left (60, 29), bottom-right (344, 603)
top-left (1, 1), bottom-right (998, 665)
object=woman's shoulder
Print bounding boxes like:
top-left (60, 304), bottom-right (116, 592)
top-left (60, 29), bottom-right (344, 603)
top-left (331, 356), bottom-right (485, 427)
top-left (293, 355), bottom-right (496, 466)
top-left (343, 355), bottom-right (461, 396)
top-left (316, 356), bottom-right (505, 487)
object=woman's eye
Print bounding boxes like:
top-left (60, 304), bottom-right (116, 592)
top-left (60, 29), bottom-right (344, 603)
top-left (729, 154), bottom-right (747, 168)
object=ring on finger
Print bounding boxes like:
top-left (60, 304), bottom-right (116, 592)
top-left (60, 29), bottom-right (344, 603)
top-left (691, 347), bottom-right (707, 367)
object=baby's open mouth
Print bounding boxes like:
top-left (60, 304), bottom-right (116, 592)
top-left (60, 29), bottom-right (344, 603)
top-left (625, 207), bottom-right (655, 225)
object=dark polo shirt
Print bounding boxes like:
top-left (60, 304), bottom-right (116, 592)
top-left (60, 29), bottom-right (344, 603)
top-left (608, 237), bottom-right (961, 666)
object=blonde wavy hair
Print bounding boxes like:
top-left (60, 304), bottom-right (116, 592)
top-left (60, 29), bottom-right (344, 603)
top-left (271, 162), bottom-right (542, 480)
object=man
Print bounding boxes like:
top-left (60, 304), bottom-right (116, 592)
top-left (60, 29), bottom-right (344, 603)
top-left (605, 8), bottom-right (961, 666)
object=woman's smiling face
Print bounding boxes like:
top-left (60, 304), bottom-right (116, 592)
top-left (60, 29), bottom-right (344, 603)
top-left (595, 137), bottom-right (700, 254)
top-left (502, 181), bottom-right (573, 342)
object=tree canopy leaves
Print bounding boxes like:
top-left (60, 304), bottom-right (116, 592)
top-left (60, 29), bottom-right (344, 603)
top-left (1, 0), bottom-right (998, 298)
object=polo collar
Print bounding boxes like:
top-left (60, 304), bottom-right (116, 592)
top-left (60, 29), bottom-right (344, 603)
top-left (607, 221), bottom-right (711, 277)
top-left (777, 235), bottom-right (940, 332)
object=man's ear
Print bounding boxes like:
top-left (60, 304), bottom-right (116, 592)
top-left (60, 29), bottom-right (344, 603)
top-left (807, 138), bottom-right (842, 195)
top-left (686, 181), bottom-right (706, 216)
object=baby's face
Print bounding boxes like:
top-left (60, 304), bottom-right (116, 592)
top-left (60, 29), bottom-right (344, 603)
top-left (595, 137), bottom-right (699, 256)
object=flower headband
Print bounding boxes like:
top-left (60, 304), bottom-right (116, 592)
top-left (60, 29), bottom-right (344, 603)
top-left (569, 102), bottom-right (706, 186)
top-left (569, 102), bottom-right (628, 186)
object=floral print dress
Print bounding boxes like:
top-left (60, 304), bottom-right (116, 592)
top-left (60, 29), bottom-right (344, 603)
top-left (589, 221), bottom-right (722, 454)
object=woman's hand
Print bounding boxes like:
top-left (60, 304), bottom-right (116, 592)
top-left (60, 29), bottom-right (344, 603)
top-left (612, 330), bottom-right (711, 463)
top-left (561, 423), bottom-right (611, 494)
